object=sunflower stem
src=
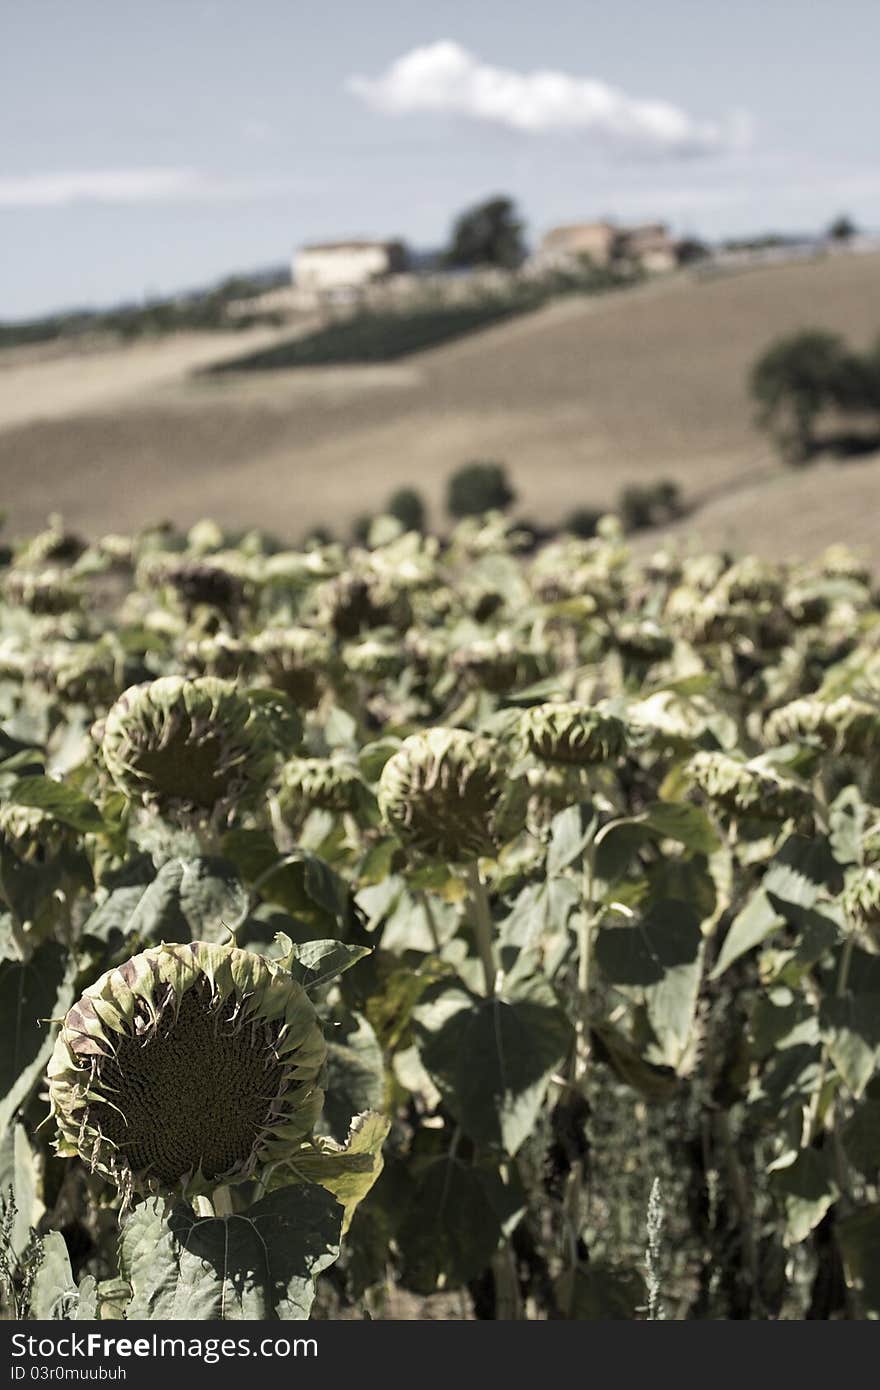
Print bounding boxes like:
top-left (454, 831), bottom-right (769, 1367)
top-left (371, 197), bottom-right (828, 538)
top-left (467, 863), bottom-right (496, 997)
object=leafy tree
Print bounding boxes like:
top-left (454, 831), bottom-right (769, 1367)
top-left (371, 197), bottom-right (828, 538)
top-left (827, 214), bottom-right (857, 242)
top-left (445, 196), bottom-right (526, 270)
top-left (386, 487), bottom-right (426, 533)
top-left (447, 462), bottom-right (516, 518)
top-left (564, 506), bottom-right (604, 539)
top-left (750, 330), bottom-right (852, 463)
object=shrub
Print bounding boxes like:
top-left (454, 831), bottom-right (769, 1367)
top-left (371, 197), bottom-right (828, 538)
top-left (617, 480), bottom-right (683, 534)
top-left (447, 461), bottom-right (516, 518)
top-left (750, 330), bottom-right (854, 463)
top-left (564, 506), bottom-right (604, 538)
top-left (386, 487), bottom-right (426, 532)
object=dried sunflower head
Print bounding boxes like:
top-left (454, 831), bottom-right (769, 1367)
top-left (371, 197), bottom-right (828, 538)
top-left (280, 756), bottom-right (368, 820)
top-left (520, 702), bottom-right (627, 766)
top-left (99, 676), bottom-right (276, 822)
top-left (47, 941), bottom-right (326, 1198)
top-left (378, 727), bottom-right (526, 862)
top-left (687, 750), bottom-right (813, 825)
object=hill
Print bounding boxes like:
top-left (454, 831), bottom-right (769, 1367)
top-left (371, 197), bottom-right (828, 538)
top-left (1, 250), bottom-right (878, 560)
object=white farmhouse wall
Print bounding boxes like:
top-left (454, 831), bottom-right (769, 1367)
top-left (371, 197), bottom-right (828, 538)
top-left (293, 244), bottom-right (396, 292)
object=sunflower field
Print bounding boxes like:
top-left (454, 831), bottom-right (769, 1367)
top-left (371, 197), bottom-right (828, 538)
top-left (1, 508), bottom-right (879, 1321)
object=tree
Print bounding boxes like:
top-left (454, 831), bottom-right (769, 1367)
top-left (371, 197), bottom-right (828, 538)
top-left (827, 214), bottom-right (857, 242)
top-left (749, 330), bottom-right (852, 463)
top-left (386, 487), bottom-right (426, 532)
top-left (445, 196), bottom-right (526, 270)
top-left (447, 462), bottom-right (516, 518)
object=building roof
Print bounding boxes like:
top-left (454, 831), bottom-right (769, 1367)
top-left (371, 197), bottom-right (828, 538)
top-left (298, 239), bottom-right (403, 254)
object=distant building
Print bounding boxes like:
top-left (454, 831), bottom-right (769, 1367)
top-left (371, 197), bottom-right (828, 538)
top-left (292, 239), bottom-right (409, 295)
top-left (619, 223), bottom-right (677, 274)
top-left (534, 219), bottom-right (678, 274)
top-left (536, 221), bottom-right (619, 269)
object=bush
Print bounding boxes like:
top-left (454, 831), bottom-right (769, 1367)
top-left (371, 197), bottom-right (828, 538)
top-left (564, 506), bottom-right (604, 538)
top-left (386, 487), bottom-right (426, 532)
top-left (750, 330), bottom-right (854, 463)
top-left (618, 480), bottom-right (683, 534)
top-left (447, 462), bottom-right (516, 519)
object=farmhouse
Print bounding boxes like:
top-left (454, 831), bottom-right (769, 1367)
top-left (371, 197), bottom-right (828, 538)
top-left (535, 219), bottom-right (678, 274)
top-left (537, 221), bottom-right (619, 269)
top-left (292, 239), bottom-right (410, 294)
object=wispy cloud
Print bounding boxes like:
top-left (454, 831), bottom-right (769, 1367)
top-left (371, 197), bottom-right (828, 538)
top-left (0, 168), bottom-right (290, 208)
top-left (348, 41), bottom-right (751, 159)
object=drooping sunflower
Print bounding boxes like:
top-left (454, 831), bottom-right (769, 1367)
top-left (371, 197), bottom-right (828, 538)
top-left (47, 942), bottom-right (326, 1197)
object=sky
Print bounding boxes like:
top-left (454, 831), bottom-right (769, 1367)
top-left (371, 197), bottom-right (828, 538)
top-left (2, 0), bottom-right (879, 319)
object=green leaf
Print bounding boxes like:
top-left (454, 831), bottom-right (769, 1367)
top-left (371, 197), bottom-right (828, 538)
top-left (6, 776), bottom-right (105, 834)
top-left (120, 1186), bottom-right (343, 1320)
top-left (820, 994), bottom-right (880, 1097)
top-left (414, 972), bottom-right (573, 1155)
top-left (28, 1231), bottom-right (78, 1320)
top-left (547, 805), bottom-right (594, 876)
top-left (594, 802), bottom-right (719, 881)
top-left (85, 858), bottom-right (247, 948)
top-left (590, 1021), bottom-right (678, 1102)
top-left (0, 1124), bottom-right (42, 1258)
top-left (222, 833), bottom-right (357, 937)
top-left (712, 891), bottom-right (785, 978)
top-left (500, 877), bottom-right (580, 950)
top-left (837, 1205), bottom-right (880, 1317)
top-left (322, 1010), bottom-right (385, 1144)
top-left (397, 1155), bottom-right (525, 1294)
top-left (842, 1100), bottom-right (880, 1177)
top-left (279, 1112), bottom-right (390, 1235)
top-left (276, 936), bottom-right (371, 991)
top-left (595, 901), bottom-right (704, 1071)
top-left (0, 940), bottom-right (76, 1135)
top-left (770, 1149), bottom-right (838, 1245)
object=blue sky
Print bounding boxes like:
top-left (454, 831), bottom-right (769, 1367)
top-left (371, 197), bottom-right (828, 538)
top-left (2, 0), bottom-right (878, 318)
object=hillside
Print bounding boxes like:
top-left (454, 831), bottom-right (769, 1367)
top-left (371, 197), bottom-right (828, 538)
top-left (1, 250), bottom-right (878, 560)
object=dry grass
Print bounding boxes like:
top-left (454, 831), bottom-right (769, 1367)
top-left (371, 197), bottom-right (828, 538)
top-left (1, 251), bottom-right (879, 562)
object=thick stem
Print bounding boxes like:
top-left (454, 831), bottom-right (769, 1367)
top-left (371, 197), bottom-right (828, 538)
top-left (419, 890), bottom-right (443, 953)
top-left (192, 1196), bottom-right (214, 1218)
top-left (467, 863), bottom-right (496, 997)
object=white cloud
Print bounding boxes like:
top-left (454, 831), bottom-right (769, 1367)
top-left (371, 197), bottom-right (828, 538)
top-left (0, 168), bottom-right (288, 208)
top-left (348, 41), bottom-right (750, 158)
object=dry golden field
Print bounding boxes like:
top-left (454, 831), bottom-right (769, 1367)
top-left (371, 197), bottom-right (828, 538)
top-left (1, 249), bottom-right (879, 560)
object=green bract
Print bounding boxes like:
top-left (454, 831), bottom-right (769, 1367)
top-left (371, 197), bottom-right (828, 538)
top-left (520, 702), bottom-right (627, 766)
top-left (99, 676), bottom-right (276, 821)
top-left (378, 727), bottom-right (526, 862)
top-left (47, 941), bottom-right (326, 1197)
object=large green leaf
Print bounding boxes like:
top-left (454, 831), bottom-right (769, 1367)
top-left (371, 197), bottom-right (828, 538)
top-left (820, 994), bottom-right (880, 1098)
top-left (770, 1149), bottom-right (838, 1245)
top-left (0, 1123), bottom-right (42, 1257)
top-left (713, 835), bottom-right (842, 978)
top-left (277, 1112), bottom-right (390, 1234)
top-left (0, 940), bottom-right (76, 1135)
top-left (414, 972), bottom-right (573, 1155)
top-left (321, 1009), bottom-right (385, 1143)
top-left (120, 1186), bottom-right (343, 1320)
top-left (83, 857), bottom-right (247, 948)
top-left (28, 1231), bottom-right (79, 1320)
top-left (595, 901), bottom-right (704, 1071)
top-left (397, 1154), bottom-right (525, 1294)
top-left (6, 776), bottom-right (106, 834)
